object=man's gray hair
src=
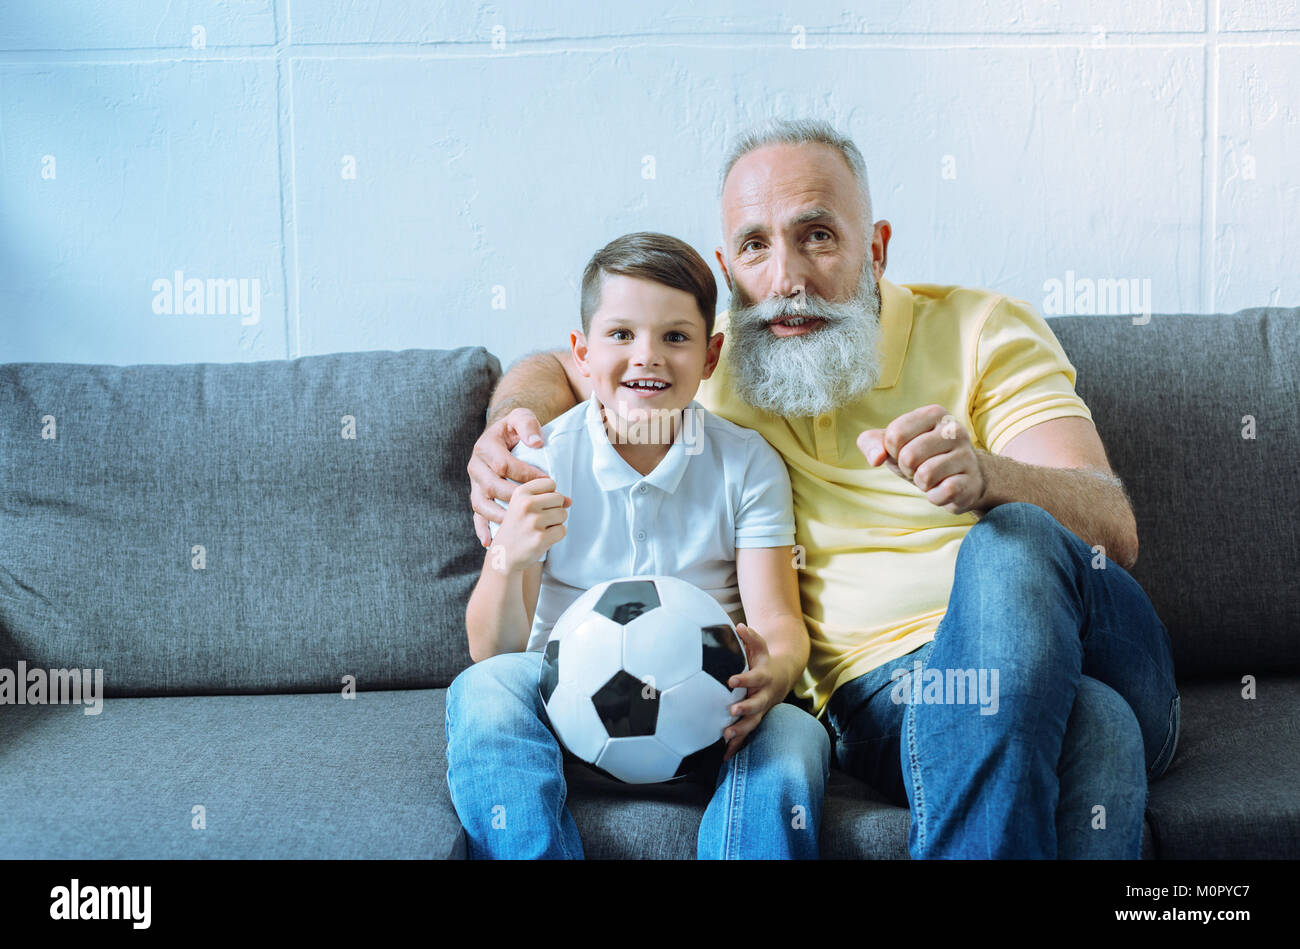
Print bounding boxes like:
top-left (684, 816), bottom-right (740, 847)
top-left (718, 118), bottom-right (873, 225)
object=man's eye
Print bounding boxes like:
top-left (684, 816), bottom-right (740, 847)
top-left (809, 229), bottom-right (832, 241)
top-left (741, 240), bottom-right (761, 253)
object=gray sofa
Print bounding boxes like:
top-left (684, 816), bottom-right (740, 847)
top-left (1, 308), bottom-right (1297, 859)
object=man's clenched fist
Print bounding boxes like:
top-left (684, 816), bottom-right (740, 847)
top-left (857, 404), bottom-right (988, 515)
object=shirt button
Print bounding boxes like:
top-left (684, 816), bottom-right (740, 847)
top-left (637, 484), bottom-right (648, 494)
top-left (635, 530), bottom-right (647, 541)
top-left (818, 417), bottom-right (831, 428)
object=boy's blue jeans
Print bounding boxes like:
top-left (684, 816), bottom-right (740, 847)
top-left (445, 651), bottom-right (831, 859)
top-left (826, 503), bottom-right (1181, 859)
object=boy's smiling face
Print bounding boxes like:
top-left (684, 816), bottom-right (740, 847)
top-left (571, 273), bottom-right (723, 434)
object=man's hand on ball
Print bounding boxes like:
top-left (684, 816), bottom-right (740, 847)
top-left (857, 404), bottom-right (988, 515)
top-left (721, 623), bottom-right (781, 762)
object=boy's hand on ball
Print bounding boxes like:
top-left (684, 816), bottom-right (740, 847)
top-left (721, 623), bottom-right (780, 762)
top-left (493, 477), bottom-right (571, 570)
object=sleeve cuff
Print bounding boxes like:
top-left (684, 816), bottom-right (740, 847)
top-left (735, 531), bottom-right (796, 549)
top-left (986, 406), bottom-right (1094, 456)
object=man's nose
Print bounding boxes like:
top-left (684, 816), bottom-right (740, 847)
top-left (769, 244), bottom-right (809, 302)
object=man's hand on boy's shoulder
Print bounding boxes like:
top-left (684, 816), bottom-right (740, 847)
top-left (720, 623), bottom-right (799, 762)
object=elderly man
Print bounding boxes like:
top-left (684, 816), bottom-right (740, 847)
top-left (467, 118), bottom-right (1179, 859)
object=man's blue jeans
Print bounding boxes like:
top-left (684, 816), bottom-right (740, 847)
top-left (827, 502), bottom-right (1181, 859)
top-left (445, 649), bottom-right (831, 859)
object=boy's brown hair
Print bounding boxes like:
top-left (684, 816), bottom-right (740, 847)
top-left (580, 232), bottom-right (717, 339)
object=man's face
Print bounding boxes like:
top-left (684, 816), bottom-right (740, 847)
top-left (571, 274), bottom-right (722, 437)
top-left (717, 142), bottom-right (887, 418)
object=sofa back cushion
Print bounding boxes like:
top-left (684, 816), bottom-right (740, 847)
top-left (0, 348), bottom-right (497, 696)
top-left (1052, 309), bottom-right (1300, 676)
top-left (5, 312), bottom-right (1295, 692)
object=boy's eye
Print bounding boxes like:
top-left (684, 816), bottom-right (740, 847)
top-left (610, 329), bottom-right (688, 341)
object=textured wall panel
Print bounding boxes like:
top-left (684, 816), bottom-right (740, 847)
top-left (0, 61), bottom-right (286, 363)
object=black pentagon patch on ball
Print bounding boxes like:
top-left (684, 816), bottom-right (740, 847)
top-left (538, 638), bottom-right (560, 704)
top-left (700, 624), bottom-right (746, 688)
top-left (594, 579), bottom-right (661, 626)
top-left (574, 758), bottom-right (625, 785)
top-left (591, 669), bottom-right (659, 737)
top-left (674, 738), bottom-right (726, 779)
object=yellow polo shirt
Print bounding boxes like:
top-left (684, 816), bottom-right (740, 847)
top-left (695, 278), bottom-right (1093, 717)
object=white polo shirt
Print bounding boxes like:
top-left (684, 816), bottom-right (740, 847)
top-left (489, 392), bottom-right (796, 652)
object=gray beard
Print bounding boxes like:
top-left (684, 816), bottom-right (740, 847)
top-left (726, 266), bottom-right (883, 418)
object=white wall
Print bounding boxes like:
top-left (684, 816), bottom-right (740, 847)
top-left (2, 1), bottom-right (1296, 366)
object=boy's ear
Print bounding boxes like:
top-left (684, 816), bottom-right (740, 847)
top-left (570, 330), bottom-right (591, 375)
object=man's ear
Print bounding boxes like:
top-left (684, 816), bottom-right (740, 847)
top-left (701, 331), bottom-right (724, 380)
top-left (714, 247), bottom-right (733, 292)
top-left (871, 220), bottom-right (892, 281)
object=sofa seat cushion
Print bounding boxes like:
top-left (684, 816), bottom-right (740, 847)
top-left (563, 751), bottom-right (1156, 858)
top-left (0, 688), bottom-right (461, 858)
top-left (1145, 676), bottom-right (1300, 858)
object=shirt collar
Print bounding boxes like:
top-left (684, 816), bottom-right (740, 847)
top-left (873, 277), bottom-right (913, 390)
top-left (584, 392), bottom-right (701, 494)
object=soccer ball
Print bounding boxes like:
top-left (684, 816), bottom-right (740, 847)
top-left (538, 575), bottom-right (748, 784)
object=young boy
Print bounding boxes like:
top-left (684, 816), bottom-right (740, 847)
top-left (446, 232), bottom-right (829, 859)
